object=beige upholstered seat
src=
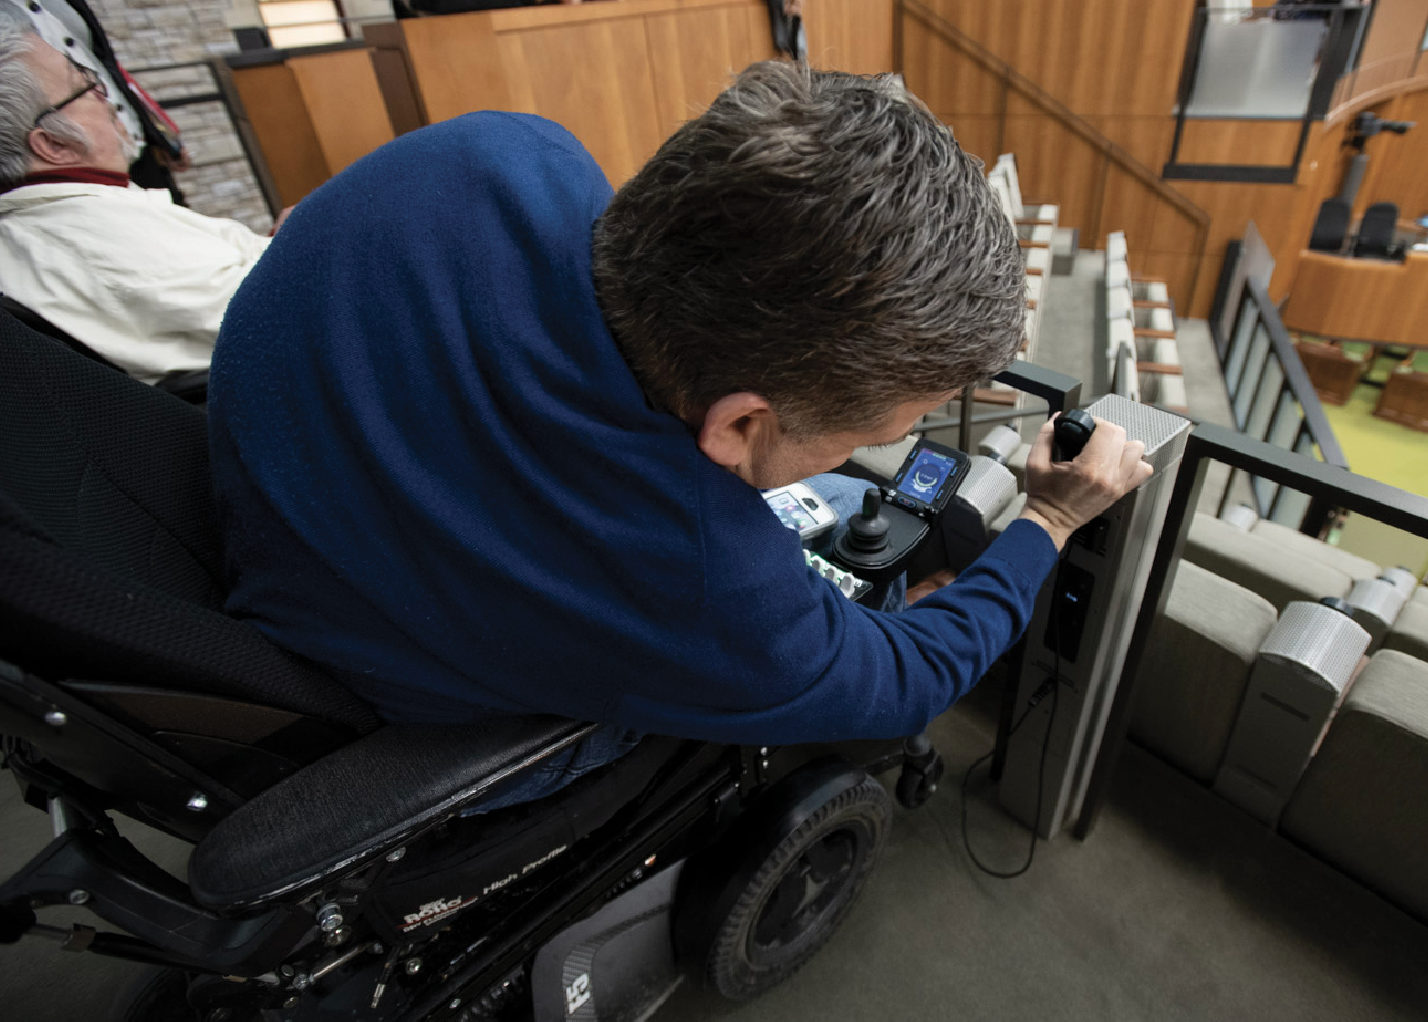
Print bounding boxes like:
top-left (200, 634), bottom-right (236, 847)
top-left (1280, 650), bottom-right (1428, 923)
top-left (1130, 561), bottom-right (1278, 782)
top-left (1382, 586), bottom-right (1428, 662)
top-left (1185, 513), bottom-right (1354, 611)
top-left (1248, 520), bottom-right (1381, 583)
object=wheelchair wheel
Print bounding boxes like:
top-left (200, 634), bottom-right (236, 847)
top-left (110, 966), bottom-right (259, 1022)
top-left (704, 772), bottom-right (891, 1001)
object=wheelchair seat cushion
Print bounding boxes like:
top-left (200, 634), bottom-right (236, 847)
top-left (188, 717), bottom-right (597, 910)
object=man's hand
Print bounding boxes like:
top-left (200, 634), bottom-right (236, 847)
top-left (1018, 416), bottom-right (1152, 550)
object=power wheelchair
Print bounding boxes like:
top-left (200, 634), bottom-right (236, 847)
top-left (0, 307), bottom-right (948, 1021)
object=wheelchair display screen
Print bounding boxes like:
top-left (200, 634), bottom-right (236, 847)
top-left (888, 440), bottom-right (971, 518)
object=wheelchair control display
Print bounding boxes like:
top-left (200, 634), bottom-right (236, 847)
top-left (887, 438), bottom-right (971, 518)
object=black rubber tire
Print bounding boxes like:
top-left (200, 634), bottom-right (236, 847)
top-left (109, 967), bottom-right (262, 1022)
top-left (895, 753), bottom-right (945, 809)
top-left (109, 967), bottom-right (199, 1022)
top-left (705, 774), bottom-right (891, 1001)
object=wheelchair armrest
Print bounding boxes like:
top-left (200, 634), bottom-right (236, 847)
top-left (189, 717), bottom-right (596, 911)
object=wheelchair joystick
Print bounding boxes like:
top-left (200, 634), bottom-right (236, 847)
top-left (1052, 409), bottom-right (1095, 463)
top-left (842, 488), bottom-right (890, 554)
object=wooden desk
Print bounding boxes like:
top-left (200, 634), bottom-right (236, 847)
top-left (1282, 250), bottom-right (1428, 348)
top-left (230, 45), bottom-right (397, 208)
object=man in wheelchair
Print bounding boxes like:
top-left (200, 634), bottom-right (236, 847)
top-left (0, 61), bottom-right (1147, 1021)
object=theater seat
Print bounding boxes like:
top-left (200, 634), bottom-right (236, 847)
top-left (1280, 650), bottom-right (1428, 923)
top-left (1130, 562), bottom-right (1278, 782)
top-left (1248, 520), bottom-right (1381, 582)
top-left (1383, 586), bottom-right (1428, 662)
top-left (1184, 514), bottom-right (1353, 611)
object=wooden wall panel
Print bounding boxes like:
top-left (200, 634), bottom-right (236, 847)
top-left (999, 115), bottom-right (1101, 237)
top-left (496, 21), bottom-right (666, 187)
top-left (913, 0), bottom-right (1195, 117)
top-left (805, 0), bottom-right (894, 73)
top-left (1085, 116), bottom-right (1175, 171)
top-left (901, 15), bottom-right (1005, 114)
top-left (230, 63), bottom-right (328, 208)
top-left (936, 114), bottom-right (1001, 166)
top-left (1160, 181), bottom-right (1306, 313)
top-left (646, 5), bottom-right (774, 139)
top-left (1355, 0), bottom-right (1428, 83)
top-left (288, 50), bottom-right (395, 179)
top-left (1099, 165), bottom-right (1162, 255)
top-left (1176, 120), bottom-right (1305, 167)
top-left (396, 13), bottom-right (511, 121)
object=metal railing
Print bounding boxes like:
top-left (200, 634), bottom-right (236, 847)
top-left (1074, 415), bottom-right (1428, 839)
top-left (1208, 225), bottom-right (1347, 536)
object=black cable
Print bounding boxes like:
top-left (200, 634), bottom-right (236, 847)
top-left (960, 575), bottom-right (1065, 879)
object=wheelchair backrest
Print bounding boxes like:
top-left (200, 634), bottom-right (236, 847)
top-left (0, 306), bottom-right (379, 734)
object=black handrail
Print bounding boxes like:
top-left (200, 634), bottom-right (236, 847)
top-left (1209, 231), bottom-right (1347, 534)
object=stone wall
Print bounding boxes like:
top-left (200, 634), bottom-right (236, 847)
top-left (91, 1), bottom-right (272, 232)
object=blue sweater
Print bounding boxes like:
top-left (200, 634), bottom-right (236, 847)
top-left (209, 113), bottom-right (1057, 744)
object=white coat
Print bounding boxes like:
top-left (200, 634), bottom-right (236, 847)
top-left (0, 181), bottom-right (269, 382)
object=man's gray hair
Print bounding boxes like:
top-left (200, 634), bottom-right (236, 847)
top-left (593, 61), bottom-right (1026, 437)
top-left (0, 16), bottom-right (90, 186)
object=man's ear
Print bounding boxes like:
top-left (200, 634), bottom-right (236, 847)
top-left (27, 127), bottom-right (83, 168)
top-left (696, 392), bottom-right (778, 474)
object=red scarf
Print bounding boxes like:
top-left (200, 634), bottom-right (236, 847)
top-left (2, 168), bottom-right (131, 194)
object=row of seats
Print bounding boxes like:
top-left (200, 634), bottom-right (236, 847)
top-left (1131, 507), bottom-right (1428, 922)
top-left (1104, 231), bottom-right (1187, 414)
top-left (1308, 197), bottom-right (1405, 260)
top-left (988, 152), bottom-right (1057, 369)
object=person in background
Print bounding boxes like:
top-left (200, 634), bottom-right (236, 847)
top-left (0, 20), bottom-right (273, 382)
top-left (8, 0), bottom-right (188, 202)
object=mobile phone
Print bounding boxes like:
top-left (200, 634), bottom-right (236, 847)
top-left (763, 482), bottom-right (839, 542)
top-left (885, 439), bottom-right (972, 519)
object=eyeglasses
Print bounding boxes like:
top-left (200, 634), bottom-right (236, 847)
top-left (31, 60), bottom-right (108, 130)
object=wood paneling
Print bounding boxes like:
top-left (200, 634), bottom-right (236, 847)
top-left (391, 13), bottom-right (511, 122)
top-left (805, 0), bottom-right (895, 73)
top-left (1085, 116), bottom-right (1175, 171)
top-left (646, 5), bottom-right (773, 138)
top-left (1000, 114), bottom-right (1102, 237)
top-left (370, 0), bottom-right (819, 188)
top-left (288, 50), bottom-right (395, 178)
top-left (1283, 251), bottom-right (1428, 346)
top-left (1176, 119), bottom-right (1305, 167)
top-left (903, 0), bottom-right (1208, 312)
top-left (496, 20), bottom-right (666, 186)
top-left (1355, 0), bottom-right (1428, 85)
top-left (901, 13), bottom-right (1005, 114)
top-left (1099, 164), bottom-right (1162, 256)
top-left (230, 63), bottom-right (328, 208)
top-left (934, 114), bottom-right (1001, 165)
top-left (912, 0), bottom-right (1195, 117)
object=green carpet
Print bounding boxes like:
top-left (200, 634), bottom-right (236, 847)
top-left (1322, 384), bottom-right (1428, 500)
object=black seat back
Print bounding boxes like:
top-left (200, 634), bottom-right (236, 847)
top-left (1308, 198), bottom-right (1350, 252)
top-left (0, 307), bottom-right (379, 735)
top-left (1354, 201), bottom-right (1399, 259)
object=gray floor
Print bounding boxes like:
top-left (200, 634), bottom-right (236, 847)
top-left (657, 696), bottom-right (1428, 1022)
top-left (5, 254), bottom-right (1422, 1020)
